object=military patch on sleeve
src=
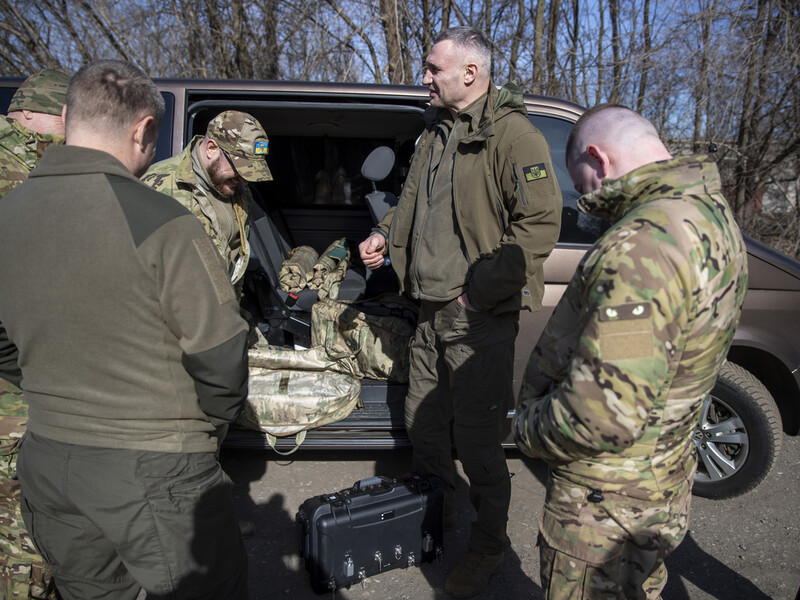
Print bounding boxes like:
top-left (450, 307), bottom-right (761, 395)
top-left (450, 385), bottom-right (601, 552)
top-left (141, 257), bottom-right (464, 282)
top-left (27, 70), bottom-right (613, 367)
top-left (193, 238), bottom-right (236, 305)
top-left (523, 163), bottom-right (548, 182)
top-left (597, 302), bottom-right (654, 361)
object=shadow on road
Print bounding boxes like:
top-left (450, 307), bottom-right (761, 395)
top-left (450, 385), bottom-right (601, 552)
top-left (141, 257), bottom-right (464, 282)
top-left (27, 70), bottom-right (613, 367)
top-left (512, 450), bottom-right (775, 600)
top-left (220, 449), bottom-right (303, 597)
top-left (221, 447), bottom-right (541, 599)
top-left (663, 531), bottom-right (771, 599)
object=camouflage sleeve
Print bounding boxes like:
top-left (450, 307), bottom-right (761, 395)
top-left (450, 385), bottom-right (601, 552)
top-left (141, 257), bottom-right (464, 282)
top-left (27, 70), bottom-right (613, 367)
top-left (0, 159), bottom-right (29, 200)
top-left (0, 324), bottom-right (22, 387)
top-left (518, 271), bottom-right (585, 402)
top-left (468, 126), bottom-right (562, 312)
top-left (515, 226), bottom-right (689, 463)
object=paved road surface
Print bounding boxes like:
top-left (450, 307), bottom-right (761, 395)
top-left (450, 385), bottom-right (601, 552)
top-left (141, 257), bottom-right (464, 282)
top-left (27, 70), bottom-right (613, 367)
top-left (221, 433), bottom-right (800, 599)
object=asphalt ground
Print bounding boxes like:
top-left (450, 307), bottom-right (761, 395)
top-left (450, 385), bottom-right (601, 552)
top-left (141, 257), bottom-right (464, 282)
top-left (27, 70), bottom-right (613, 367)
top-left (221, 432), bottom-right (800, 600)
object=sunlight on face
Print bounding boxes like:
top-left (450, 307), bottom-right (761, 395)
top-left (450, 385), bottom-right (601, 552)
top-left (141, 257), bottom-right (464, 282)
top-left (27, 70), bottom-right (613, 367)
top-left (421, 40), bottom-right (466, 111)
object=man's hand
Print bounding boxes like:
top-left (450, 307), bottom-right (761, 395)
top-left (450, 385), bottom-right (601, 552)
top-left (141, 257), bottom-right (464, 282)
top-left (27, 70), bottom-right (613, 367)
top-left (359, 232), bottom-right (387, 270)
top-left (456, 291), bottom-right (476, 311)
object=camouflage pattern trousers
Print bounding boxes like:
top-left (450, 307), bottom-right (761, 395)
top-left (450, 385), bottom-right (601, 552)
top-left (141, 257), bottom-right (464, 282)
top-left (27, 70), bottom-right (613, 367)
top-left (538, 473), bottom-right (692, 600)
top-left (0, 403), bottom-right (56, 599)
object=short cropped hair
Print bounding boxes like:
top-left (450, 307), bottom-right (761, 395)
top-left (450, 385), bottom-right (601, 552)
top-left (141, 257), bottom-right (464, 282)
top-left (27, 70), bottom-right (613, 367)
top-left (565, 103), bottom-right (634, 167)
top-left (433, 26), bottom-right (492, 75)
top-left (65, 60), bottom-right (164, 136)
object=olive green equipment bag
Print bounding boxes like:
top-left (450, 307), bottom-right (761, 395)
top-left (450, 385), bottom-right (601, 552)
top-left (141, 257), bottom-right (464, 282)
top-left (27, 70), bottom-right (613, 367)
top-left (237, 344), bottom-right (362, 455)
top-left (310, 294), bottom-right (419, 383)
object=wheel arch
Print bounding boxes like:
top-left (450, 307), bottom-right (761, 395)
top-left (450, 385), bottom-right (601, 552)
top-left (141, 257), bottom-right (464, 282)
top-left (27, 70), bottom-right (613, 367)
top-left (726, 345), bottom-right (800, 435)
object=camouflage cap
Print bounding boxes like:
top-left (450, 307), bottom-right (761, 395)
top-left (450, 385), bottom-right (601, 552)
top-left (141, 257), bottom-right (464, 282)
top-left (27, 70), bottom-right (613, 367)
top-left (207, 110), bottom-right (272, 182)
top-left (8, 68), bottom-right (70, 116)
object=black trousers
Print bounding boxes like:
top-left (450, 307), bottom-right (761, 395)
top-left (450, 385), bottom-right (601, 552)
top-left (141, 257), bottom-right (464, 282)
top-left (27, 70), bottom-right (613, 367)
top-left (404, 299), bottom-right (518, 555)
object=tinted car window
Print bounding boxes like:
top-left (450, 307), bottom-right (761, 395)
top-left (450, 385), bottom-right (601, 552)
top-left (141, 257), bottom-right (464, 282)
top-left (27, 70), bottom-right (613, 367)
top-left (155, 92), bottom-right (174, 163)
top-left (186, 102), bottom-right (425, 211)
top-left (0, 88), bottom-right (14, 114)
top-left (529, 114), bottom-right (608, 244)
top-left (0, 86), bottom-right (176, 168)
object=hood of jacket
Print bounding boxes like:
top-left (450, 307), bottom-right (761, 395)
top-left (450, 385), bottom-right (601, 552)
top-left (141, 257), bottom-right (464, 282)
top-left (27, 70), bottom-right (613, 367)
top-left (577, 154), bottom-right (723, 224)
top-left (422, 80), bottom-right (528, 143)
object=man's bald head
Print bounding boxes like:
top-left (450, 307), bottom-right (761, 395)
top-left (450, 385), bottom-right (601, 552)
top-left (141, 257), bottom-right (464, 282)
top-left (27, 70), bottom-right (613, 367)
top-left (565, 104), bottom-right (672, 195)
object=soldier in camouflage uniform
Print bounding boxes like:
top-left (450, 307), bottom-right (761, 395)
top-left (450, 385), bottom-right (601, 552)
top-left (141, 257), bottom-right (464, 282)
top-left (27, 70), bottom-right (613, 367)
top-left (141, 110), bottom-right (272, 288)
top-left (1, 68), bottom-right (68, 600)
top-left (0, 68), bottom-right (69, 199)
top-left (513, 104), bottom-right (748, 599)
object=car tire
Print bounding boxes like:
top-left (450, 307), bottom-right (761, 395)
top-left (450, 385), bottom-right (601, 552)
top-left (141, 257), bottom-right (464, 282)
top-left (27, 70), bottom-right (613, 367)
top-left (692, 361), bottom-right (782, 499)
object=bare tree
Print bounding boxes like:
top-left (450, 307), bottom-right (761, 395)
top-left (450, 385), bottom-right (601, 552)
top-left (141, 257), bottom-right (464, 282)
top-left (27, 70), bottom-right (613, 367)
top-left (567, 0), bottom-right (579, 101)
top-left (380, 0), bottom-right (407, 83)
top-left (596, 0), bottom-right (605, 104)
top-left (1, 0), bottom-right (798, 258)
top-left (608, 0), bottom-right (622, 103)
top-left (231, 0), bottom-right (254, 79)
top-left (260, 0), bottom-right (280, 80)
top-left (545, 0), bottom-right (562, 96)
top-left (636, 0), bottom-right (652, 113)
top-left (531, 0), bottom-right (546, 94)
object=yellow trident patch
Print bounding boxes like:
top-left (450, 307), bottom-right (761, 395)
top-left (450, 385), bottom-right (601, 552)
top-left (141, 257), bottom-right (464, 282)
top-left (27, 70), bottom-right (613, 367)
top-left (523, 163), bottom-right (548, 182)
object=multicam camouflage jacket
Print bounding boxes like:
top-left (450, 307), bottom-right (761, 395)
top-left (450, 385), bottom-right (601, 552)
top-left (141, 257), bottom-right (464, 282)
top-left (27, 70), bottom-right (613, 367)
top-left (141, 136), bottom-right (251, 285)
top-left (0, 115), bottom-right (64, 199)
top-left (514, 155), bottom-right (748, 501)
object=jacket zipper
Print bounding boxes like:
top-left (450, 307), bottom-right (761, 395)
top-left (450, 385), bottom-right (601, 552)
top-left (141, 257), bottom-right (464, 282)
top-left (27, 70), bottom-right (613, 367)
top-left (511, 162), bottom-right (530, 207)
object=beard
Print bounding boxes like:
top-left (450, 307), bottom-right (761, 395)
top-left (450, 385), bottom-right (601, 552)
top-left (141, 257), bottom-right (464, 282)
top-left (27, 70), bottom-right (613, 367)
top-left (208, 155), bottom-right (240, 198)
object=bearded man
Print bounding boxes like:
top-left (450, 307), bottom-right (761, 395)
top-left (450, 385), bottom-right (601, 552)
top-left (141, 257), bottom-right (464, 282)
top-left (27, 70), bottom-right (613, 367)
top-left (142, 110), bottom-right (273, 289)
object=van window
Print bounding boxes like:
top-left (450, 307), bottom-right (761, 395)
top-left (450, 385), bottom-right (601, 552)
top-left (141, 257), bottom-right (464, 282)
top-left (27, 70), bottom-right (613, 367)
top-left (530, 114), bottom-right (608, 245)
top-left (186, 102), bottom-right (425, 211)
top-left (1, 85), bottom-right (176, 167)
top-left (0, 88), bottom-right (15, 114)
top-left (154, 92), bottom-right (174, 163)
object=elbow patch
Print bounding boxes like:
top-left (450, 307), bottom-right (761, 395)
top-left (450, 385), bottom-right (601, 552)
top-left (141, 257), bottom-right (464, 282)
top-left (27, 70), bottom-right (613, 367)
top-left (597, 302), bottom-right (654, 361)
top-left (193, 238), bottom-right (235, 305)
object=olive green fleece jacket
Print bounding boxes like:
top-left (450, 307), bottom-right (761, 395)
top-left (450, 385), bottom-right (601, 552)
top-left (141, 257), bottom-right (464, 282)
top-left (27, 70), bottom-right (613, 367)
top-left (376, 82), bottom-right (562, 314)
top-left (0, 145), bottom-right (249, 454)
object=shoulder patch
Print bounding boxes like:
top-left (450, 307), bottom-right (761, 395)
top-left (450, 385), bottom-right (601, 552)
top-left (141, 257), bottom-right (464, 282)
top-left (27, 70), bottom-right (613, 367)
top-left (598, 302), bottom-right (651, 322)
top-left (523, 163), bottom-right (548, 182)
top-left (597, 302), bottom-right (654, 361)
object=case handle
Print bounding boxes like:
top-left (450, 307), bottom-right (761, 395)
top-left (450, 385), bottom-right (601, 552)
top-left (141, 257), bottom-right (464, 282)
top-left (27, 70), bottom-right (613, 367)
top-left (351, 475), bottom-right (392, 494)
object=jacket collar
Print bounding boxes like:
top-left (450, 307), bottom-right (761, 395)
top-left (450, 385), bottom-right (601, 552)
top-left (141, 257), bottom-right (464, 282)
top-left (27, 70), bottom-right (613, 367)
top-left (423, 81), bottom-right (528, 144)
top-left (577, 154), bottom-right (721, 223)
top-left (30, 144), bottom-right (139, 182)
top-left (0, 116), bottom-right (64, 169)
top-left (174, 135), bottom-right (203, 185)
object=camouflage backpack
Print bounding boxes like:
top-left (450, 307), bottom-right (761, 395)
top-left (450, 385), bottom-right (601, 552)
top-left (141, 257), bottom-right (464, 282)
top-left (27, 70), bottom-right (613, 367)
top-left (310, 294), bottom-right (419, 383)
top-left (238, 344), bottom-right (362, 454)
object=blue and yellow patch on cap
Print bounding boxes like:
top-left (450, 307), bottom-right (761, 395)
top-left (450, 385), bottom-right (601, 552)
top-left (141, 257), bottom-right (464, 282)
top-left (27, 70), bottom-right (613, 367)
top-left (523, 163), bottom-right (548, 182)
top-left (254, 140), bottom-right (269, 155)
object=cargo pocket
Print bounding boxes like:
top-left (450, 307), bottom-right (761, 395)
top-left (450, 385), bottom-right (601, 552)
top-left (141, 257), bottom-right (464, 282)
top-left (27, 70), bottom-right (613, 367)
top-left (18, 494), bottom-right (56, 567)
top-left (539, 475), bottom-right (626, 567)
top-left (141, 453), bottom-right (229, 516)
